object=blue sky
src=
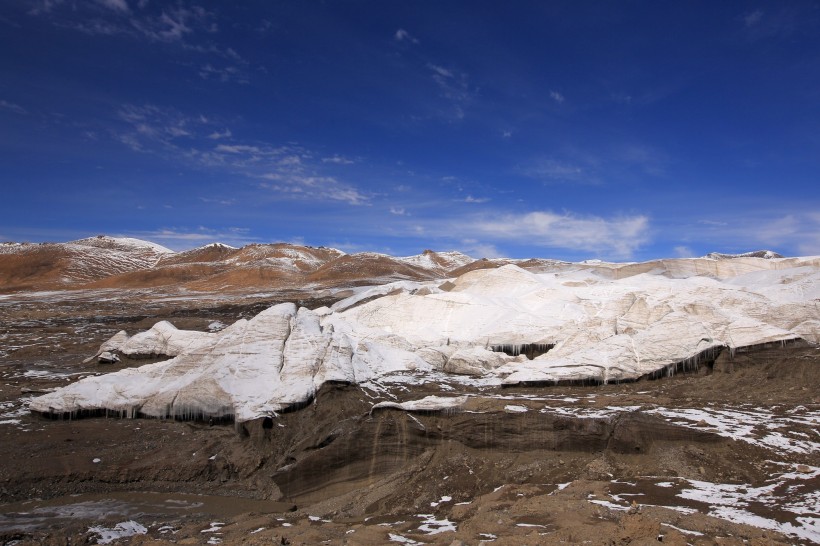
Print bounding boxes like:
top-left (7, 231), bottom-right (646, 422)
top-left (1, 1), bottom-right (819, 260)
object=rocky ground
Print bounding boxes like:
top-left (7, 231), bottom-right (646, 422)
top-left (0, 288), bottom-right (818, 545)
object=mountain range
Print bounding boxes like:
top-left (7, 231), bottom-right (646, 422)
top-left (0, 235), bottom-right (793, 293)
top-left (0, 236), bottom-right (473, 292)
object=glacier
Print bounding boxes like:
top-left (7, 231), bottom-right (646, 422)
top-left (29, 255), bottom-right (820, 422)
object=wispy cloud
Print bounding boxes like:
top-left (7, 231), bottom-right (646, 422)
top-left (427, 63), bottom-right (474, 120)
top-left (260, 174), bottom-right (369, 206)
top-left (389, 206), bottom-right (408, 216)
top-left (463, 195), bottom-right (490, 203)
top-left (28, 0), bottom-right (63, 16)
top-left (520, 144), bottom-right (667, 185)
top-left (322, 154), bottom-right (356, 165)
top-left (683, 209), bottom-right (820, 256)
top-left (114, 103), bottom-right (371, 206)
top-left (459, 239), bottom-right (504, 259)
top-left (450, 210), bottom-right (650, 259)
top-left (199, 63), bottom-right (248, 84)
top-left (96, 0), bottom-right (129, 13)
top-left (130, 6), bottom-right (216, 42)
top-left (739, 6), bottom-right (806, 40)
top-left (744, 9), bottom-right (764, 27)
top-left (125, 226), bottom-right (257, 250)
top-left (673, 245), bottom-right (694, 258)
top-left (28, 1), bottom-right (248, 83)
top-left (0, 99), bottom-right (27, 115)
top-left (199, 196), bottom-right (236, 206)
top-left (519, 158), bottom-right (597, 185)
top-left (34, 2), bottom-right (217, 41)
top-left (207, 128), bottom-right (232, 140)
top-left (394, 28), bottom-right (418, 44)
top-left (549, 90), bottom-right (565, 103)
top-left (115, 104), bottom-right (205, 150)
top-left (373, 207), bottom-right (650, 259)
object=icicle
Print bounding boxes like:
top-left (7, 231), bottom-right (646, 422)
top-left (490, 343), bottom-right (554, 360)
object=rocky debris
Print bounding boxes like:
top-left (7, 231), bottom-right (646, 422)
top-left (97, 351), bottom-right (120, 364)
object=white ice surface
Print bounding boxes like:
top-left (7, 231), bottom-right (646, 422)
top-left (30, 256), bottom-right (820, 422)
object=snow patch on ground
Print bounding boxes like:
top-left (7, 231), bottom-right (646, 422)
top-left (88, 520), bottom-right (147, 544)
top-left (416, 514), bottom-right (457, 535)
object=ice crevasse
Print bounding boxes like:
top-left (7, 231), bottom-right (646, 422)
top-left (29, 257), bottom-right (820, 422)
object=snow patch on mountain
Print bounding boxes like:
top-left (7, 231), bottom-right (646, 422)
top-left (399, 250), bottom-right (474, 273)
top-left (198, 242), bottom-right (238, 250)
top-left (71, 236), bottom-right (174, 255)
top-left (705, 250), bottom-right (783, 260)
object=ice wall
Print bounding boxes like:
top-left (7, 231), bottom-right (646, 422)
top-left (30, 256), bottom-right (820, 422)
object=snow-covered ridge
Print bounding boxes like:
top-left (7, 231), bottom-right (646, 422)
top-left (704, 250), bottom-right (783, 260)
top-left (197, 242), bottom-right (238, 250)
top-left (398, 250), bottom-right (474, 272)
top-left (30, 256), bottom-right (820, 423)
top-left (71, 235), bottom-right (174, 254)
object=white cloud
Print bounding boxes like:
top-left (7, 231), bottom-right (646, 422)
top-left (744, 9), bottom-right (763, 27)
top-left (32, 1), bottom-right (219, 48)
top-left (59, 19), bottom-right (122, 35)
top-left (450, 211), bottom-right (650, 259)
top-left (207, 128), bottom-right (232, 140)
top-left (199, 63), bottom-right (248, 84)
top-left (521, 144), bottom-right (666, 185)
top-left (427, 63), bottom-right (473, 120)
top-left (549, 90), bottom-right (565, 103)
top-left (213, 143), bottom-right (262, 154)
top-left (740, 7), bottom-right (805, 40)
top-left (463, 195), bottom-right (489, 203)
top-left (502, 130), bottom-right (512, 139)
top-left (96, 0), bottom-right (129, 13)
top-left (673, 245), bottom-right (694, 258)
top-left (683, 209), bottom-right (820, 257)
top-left (199, 196), bottom-right (236, 206)
top-left (697, 219), bottom-right (728, 227)
top-left (124, 226), bottom-right (256, 251)
top-left (130, 7), bottom-right (206, 42)
top-left (115, 103), bottom-right (371, 206)
top-left (428, 64), bottom-right (453, 79)
top-left (459, 240), bottom-right (504, 259)
top-left (278, 155), bottom-right (302, 167)
top-left (520, 158), bottom-right (593, 184)
top-left (389, 207), bottom-right (407, 216)
top-left (0, 99), bottom-right (27, 115)
top-left (394, 28), bottom-right (418, 44)
top-left (261, 174), bottom-right (369, 206)
top-left (116, 104), bottom-right (204, 149)
top-left (28, 0), bottom-right (63, 15)
top-left (322, 154), bottom-right (355, 165)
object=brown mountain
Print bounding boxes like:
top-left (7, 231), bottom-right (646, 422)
top-left (0, 236), bottom-right (171, 292)
top-left (0, 237), bottom-right (476, 293)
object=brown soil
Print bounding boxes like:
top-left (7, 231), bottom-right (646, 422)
top-left (0, 290), bottom-right (818, 545)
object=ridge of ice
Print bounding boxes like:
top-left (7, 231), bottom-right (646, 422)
top-left (30, 257), bottom-right (820, 423)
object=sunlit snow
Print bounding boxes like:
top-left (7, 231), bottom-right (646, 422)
top-left (29, 255), bottom-right (820, 422)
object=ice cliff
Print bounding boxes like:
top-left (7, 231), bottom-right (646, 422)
top-left (30, 255), bottom-right (820, 422)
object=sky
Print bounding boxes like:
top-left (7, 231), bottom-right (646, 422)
top-left (1, 1), bottom-right (819, 260)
